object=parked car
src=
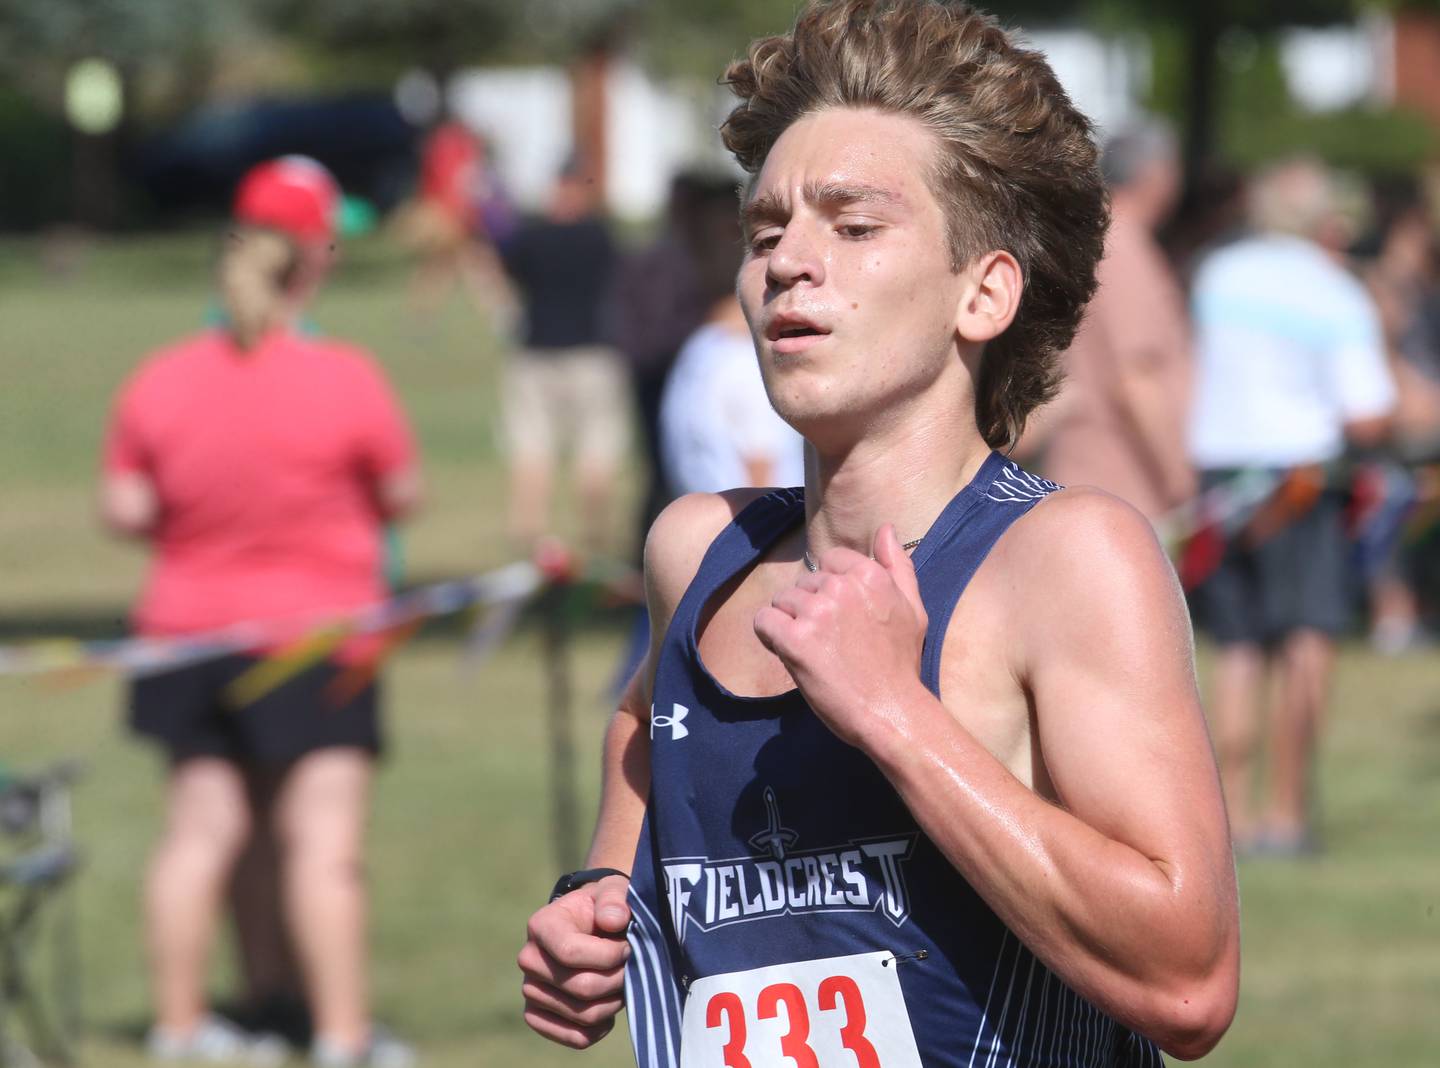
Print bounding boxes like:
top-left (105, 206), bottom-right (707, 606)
top-left (139, 93), bottom-right (419, 221)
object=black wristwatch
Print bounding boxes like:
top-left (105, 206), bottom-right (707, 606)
top-left (549, 867), bottom-right (630, 902)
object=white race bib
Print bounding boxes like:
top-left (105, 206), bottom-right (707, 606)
top-left (679, 951), bottom-right (923, 1068)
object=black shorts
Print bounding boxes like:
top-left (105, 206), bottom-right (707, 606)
top-left (1192, 472), bottom-right (1353, 646)
top-left (128, 654), bottom-right (383, 765)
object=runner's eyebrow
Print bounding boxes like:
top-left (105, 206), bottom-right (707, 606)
top-left (807, 181), bottom-right (902, 211)
top-left (742, 181), bottom-right (902, 234)
top-left (741, 192), bottom-right (789, 234)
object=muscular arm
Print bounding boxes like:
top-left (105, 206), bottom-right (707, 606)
top-left (887, 493), bottom-right (1234, 1056)
top-left (757, 496), bottom-right (1239, 1059)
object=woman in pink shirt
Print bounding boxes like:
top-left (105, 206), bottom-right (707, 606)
top-left (101, 158), bottom-right (420, 1067)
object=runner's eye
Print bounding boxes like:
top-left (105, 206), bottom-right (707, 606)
top-left (749, 230), bottom-right (782, 253)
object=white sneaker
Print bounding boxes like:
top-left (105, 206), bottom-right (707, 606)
top-left (147, 1013), bottom-right (289, 1066)
top-left (311, 1025), bottom-right (414, 1068)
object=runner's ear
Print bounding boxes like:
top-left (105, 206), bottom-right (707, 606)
top-left (954, 250), bottom-right (1022, 344)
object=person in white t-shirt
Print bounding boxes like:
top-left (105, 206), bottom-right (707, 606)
top-left (658, 174), bottom-right (804, 496)
top-left (1189, 157), bottom-right (1395, 855)
top-left (660, 295), bottom-right (806, 495)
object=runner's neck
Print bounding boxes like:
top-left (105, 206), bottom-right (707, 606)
top-left (802, 420), bottom-right (991, 560)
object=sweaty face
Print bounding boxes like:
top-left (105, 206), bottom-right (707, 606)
top-left (737, 107), bottom-right (968, 442)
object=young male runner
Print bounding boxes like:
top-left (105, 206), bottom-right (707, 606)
top-left (519, 2), bottom-right (1240, 1063)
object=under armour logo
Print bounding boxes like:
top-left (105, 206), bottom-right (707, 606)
top-left (650, 702), bottom-right (690, 741)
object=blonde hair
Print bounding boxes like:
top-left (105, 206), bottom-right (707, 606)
top-left (722, 0), bottom-right (1108, 447)
top-left (1246, 157), bottom-right (1336, 238)
top-left (219, 227), bottom-right (299, 350)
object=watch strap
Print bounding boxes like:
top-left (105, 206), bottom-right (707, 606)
top-left (549, 866), bottom-right (630, 902)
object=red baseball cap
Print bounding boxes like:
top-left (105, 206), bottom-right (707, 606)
top-left (232, 156), bottom-right (340, 244)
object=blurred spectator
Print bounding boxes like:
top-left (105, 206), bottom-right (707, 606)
top-left (1360, 181), bottom-right (1440, 458)
top-left (497, 159), bottom-right (627, 551)
top-left (1161, 166), bottom-right (1247, 287)
top-left (1027, 121), bottom-right (1193, 522)
top-left (393, 118), bottom-right (511, 319)
top-left (1356, 181), bottom-right (1440, 650)
top-left (606, 172), bottom-right (719, 547)
top-left (659, 176), bottom-right (804, 495)
top-left (101, 157), bottom-right (420, 1066)
top-left (1188, 158), bottom-right (1396, 855)
top-left (660, 295), bottom-right (805, 495)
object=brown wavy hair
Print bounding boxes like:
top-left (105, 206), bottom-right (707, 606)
top-left (721, 0), bottom-right (1109, 447)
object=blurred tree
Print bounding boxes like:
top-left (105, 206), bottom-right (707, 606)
top-left (1114, 0), bottom-right (1352, 185)
top-left (1149, 18), bottom-right (1436, 178)
top-left (633, 0), bottom-right (784, 77)
top-left (0, 0), bottom-right (241, 90)
top-left (253, 0), bottom-right (632, 84)
top-left (632, 0), bottom-right (1406, 184)
top-left (254, 0), bottom-right (517, 85)
top-left (253, 0), bottom-right (633, 195)
top-left (251, 0), bottom-right (637, 205)
top-left (0, 0), bottom-right (248, 227)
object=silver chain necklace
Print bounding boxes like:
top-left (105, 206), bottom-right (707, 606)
top-left (803, 538), bottom-right (923, 573)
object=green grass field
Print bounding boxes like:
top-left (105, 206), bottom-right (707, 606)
top-left (1, 234), bottom-right (1437, 1066)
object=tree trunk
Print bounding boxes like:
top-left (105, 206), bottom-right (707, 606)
top-left (71, 127), bottom-right (121, 229)
top-left (1392, 8), bottom-right (1440, 130)
top-left (1181, 4), bottom-right (1223, 192)
top-left (570, 45), bottom-right (611, 208)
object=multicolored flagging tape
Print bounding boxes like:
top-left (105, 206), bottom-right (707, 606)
top-left (2, 461), bottom-right (1437, 697)
top-left (0, 554), bottom-right (644, 707)
top-left (1159, 460), bottom-right (1440, 591)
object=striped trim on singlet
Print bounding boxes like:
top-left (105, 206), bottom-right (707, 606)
top-left (625, 884), bottom-right (684, 1068)
top-left (967, 933), bottom-right (1165, 1068)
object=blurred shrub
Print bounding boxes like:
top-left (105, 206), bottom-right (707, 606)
top-left (0, 88), bottom-right (71, 230)
top-left (1225, 105), bottom-right (1438, 175)
top-left (1148, 22), bottom-right (1438, 178)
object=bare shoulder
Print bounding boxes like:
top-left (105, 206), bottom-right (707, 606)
top-left (642, 488), bottom-right (777, 625)
top-left (1001, 484), bottom-right (1174, 583)
top-left (994, 485), bottom-right (1191, 663)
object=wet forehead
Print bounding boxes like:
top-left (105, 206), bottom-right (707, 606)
top-left (742, 108), bottom-right (941, 222)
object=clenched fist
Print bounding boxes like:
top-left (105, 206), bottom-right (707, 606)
top-left (518, 874), bottom-right (631, 1048)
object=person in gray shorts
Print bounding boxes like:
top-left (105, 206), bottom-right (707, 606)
top-left (497, 159), bottom-right (628, 551)
top-left (1188, 159), bottom-right (1396, 855)
top-left (1195, 472), bottom-right (1352, 646)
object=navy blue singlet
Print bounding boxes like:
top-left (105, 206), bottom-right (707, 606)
top-left (625, 452), bottom-right (1164, 1068)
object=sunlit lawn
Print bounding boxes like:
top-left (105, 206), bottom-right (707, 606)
top-left (0, 235), bottom-right (1436, 1065)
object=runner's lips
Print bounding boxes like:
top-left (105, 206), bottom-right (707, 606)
top-left (764, 315), bottom-right (830, 342)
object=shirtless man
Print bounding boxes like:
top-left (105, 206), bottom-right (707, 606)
top-left (518, 2), bottom-right (1239, 1063)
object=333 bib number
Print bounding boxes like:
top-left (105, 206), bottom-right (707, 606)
top-left (679, 952), bottom-right (923, 1068)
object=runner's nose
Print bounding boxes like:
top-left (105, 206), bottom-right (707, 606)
top-left (767, 222), bottom-right (825, 290)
